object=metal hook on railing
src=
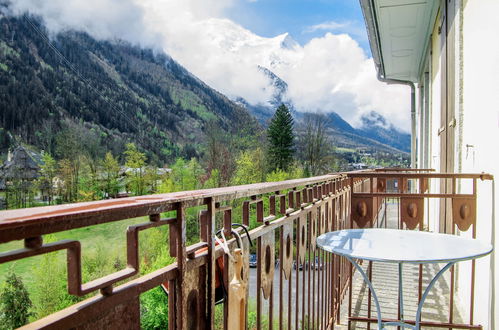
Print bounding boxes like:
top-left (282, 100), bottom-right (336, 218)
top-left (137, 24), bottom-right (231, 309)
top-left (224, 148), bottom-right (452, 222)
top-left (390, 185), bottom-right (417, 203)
top-left (231, 229), bottom-right (244, 250)
top-left (231, 223), bottom-right (253, 247)
top-left (214, 230), bottom-right (234, 262)
top-left (215, 223), bottom-right (253, 249)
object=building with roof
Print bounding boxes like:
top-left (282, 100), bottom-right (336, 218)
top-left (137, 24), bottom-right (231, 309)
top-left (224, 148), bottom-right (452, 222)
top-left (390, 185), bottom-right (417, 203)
top-left (0, 145), bottom-right (43, 208)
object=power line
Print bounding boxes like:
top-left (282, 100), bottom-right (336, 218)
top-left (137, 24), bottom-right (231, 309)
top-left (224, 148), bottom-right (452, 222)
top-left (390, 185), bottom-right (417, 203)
top-left (23, 14), bottom-right (142, 139)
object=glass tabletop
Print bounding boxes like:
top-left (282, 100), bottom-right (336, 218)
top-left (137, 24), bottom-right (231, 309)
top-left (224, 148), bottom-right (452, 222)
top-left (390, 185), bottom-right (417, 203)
top-left (317, 229), bottom-right (493, 263)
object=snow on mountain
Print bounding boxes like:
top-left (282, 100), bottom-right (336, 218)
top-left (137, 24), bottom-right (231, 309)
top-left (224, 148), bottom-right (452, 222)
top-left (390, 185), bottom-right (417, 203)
top-left (188, 17), bottom-right (410, 132)
top-left (358, 111), bottom-right (410, 153)
top-left (9, 0), bottom-right (410, 132)
top-left (279, 33), bottom-right (300, 50)
top-left (199, 18), bottom-right (301, 70)
top-left (195, 18), bottom-right (409, 153)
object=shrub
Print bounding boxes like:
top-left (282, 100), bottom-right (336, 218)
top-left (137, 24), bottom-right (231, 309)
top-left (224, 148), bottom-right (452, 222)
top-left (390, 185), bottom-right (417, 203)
top-left (0, 272), bottom-right (33, 329)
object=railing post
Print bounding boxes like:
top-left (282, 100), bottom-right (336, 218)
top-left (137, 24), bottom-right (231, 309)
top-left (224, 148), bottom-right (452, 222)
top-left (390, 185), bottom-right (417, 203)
top-left (174, 202), bottom-right (187, 329)
top-left (206, 199), bottom-right (217, 329)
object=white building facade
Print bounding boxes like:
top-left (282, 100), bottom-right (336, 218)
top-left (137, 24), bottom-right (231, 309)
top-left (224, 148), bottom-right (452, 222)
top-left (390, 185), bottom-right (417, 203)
top-left (360, 0), bottom-right (498, 328)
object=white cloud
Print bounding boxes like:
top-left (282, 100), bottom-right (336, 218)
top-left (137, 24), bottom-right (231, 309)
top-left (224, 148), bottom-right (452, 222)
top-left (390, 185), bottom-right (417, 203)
top-left (9, 0), bottom-right (410, 131)
top-left (303, 20), bottom-right (369, 48)
top-left (10, 0), bottom-right (161, 46)
top-left (304, 21), bottom-right (350, 33)
top-left (273, 33), bottom-right (409, 129)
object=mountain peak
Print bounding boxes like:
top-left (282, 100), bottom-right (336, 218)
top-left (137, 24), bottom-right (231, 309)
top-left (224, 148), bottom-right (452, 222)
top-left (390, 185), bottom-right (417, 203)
top-left (358, 111), bottom-right (410, 152)
top-left (275, 33), bottom-right (299, 50)
top-left (360, 111), bottom-right (389, 130)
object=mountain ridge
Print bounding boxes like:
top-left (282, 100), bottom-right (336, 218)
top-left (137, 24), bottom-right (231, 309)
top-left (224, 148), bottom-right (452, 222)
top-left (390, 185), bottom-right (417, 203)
top-left (239, 66), bottom-right (410, 153)
top-left (0, 14), bottom-right (260, 164)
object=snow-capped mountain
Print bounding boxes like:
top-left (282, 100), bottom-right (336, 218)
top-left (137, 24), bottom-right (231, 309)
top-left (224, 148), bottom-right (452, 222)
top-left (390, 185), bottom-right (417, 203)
top-left (8, 0), bottom-right (411, 133)
top-left (236, 65), bottom-right (410, 153)
top-left (188, 17), bottom-right (409, 133)
top-left (235, 65), bottom-right (297, 124)
top-left (200, 18), bottom-right (300, 67)
top-left (358, 112), bottom-right (410, 152)
top-left (257, 66), bottom-right (293, 108)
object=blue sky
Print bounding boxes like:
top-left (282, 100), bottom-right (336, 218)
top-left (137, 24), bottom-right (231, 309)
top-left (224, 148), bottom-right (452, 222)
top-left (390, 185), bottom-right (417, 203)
top-left (226, 0), bottom-right (371, 55)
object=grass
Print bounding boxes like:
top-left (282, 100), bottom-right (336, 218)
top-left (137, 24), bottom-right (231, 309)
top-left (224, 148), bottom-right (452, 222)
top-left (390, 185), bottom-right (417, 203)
top-left (170, 88), bottom-right (217, 121)
top-left (0, 216), bottom-right (148, 285)
top-left (0, 213), bottom-right (184, 325)
top-left (335, 147), bottom-right (356, 153)
top-left (0, 203), bottom-right (210, 286)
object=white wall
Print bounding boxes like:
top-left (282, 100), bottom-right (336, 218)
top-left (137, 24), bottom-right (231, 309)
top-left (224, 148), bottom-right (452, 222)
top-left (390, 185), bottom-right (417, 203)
top-left (422, 1), bottom-right (498, 327)
top-left (428, 11), bottom-right (442, 234)
top-left (429, 11), bottom-right (441, 175)
top-left (459, 0), bottom-right (499, 328)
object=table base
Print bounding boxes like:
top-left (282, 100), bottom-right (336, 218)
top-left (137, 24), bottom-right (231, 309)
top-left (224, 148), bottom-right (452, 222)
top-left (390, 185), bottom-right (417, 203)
top-left (345, 256), bottom-right (455, 330)
top-left (349, 316), bottom-right (484, 329)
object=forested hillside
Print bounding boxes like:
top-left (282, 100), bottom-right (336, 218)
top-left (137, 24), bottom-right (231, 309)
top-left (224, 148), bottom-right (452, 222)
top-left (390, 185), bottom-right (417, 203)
top-left (0, 14), bottom-right (260, 165)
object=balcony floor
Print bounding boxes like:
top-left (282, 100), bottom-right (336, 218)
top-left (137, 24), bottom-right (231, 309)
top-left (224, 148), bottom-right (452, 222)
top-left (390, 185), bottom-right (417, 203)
top-left (336, 200), bottom-right (464, 329)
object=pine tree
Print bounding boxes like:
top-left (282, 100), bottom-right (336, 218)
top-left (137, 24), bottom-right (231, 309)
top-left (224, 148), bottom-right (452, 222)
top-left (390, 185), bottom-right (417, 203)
top-left (0, 272), bottom-right (33, 329)
top-left (267, 104), bottom-right (295, 171)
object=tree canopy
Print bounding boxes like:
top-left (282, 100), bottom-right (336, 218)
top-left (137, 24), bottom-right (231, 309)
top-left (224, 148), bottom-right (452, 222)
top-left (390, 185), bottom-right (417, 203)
top-left (297, 113), bottom-right (335, 176)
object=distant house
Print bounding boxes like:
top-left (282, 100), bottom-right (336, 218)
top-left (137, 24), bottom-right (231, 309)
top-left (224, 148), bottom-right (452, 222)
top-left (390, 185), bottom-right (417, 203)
top-left (119, 166), bottom-right (172, 177)
top-left (0, 146), bottom-right (42, 190)
top-left (0, 146), bottom-right (43, 208)
top-left (351, 162), bottom-right (368, 170)
top-left (117, 166), bottom-right (171, 196)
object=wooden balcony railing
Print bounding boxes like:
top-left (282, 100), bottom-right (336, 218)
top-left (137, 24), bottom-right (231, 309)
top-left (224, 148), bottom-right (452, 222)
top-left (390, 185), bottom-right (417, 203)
top-left (0, 170), bottom-right (494, 329)
top-left (0, 174), bottom-right (357, 329)
top-left (347, 170), bottom-right (494, 329)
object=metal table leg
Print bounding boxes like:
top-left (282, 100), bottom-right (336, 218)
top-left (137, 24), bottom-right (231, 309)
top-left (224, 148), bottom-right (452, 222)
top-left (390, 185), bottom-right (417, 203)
top-left (346, 258), bottom-right (455, 329)
top-left (383, 263), bottom-right (412, 328)
top-left (415, 262), bottom-right (455, 329)
top-left (399, 263), bottom-right (404, 322)
top-left (345, 256), bottom-right (383, 330)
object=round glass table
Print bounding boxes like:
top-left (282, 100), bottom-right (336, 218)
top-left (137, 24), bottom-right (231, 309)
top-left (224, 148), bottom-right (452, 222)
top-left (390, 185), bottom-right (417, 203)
top-left (317, 228), bottom-right (493, 330)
